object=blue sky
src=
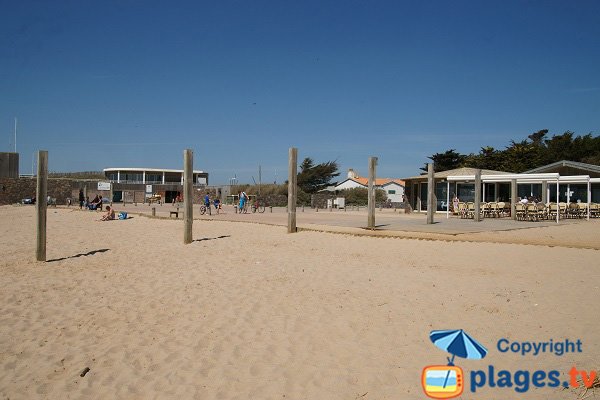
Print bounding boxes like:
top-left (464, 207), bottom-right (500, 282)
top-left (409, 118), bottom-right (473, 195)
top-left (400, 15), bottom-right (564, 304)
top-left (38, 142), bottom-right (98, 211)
top-left (1, 1), bottom-right (599, 184)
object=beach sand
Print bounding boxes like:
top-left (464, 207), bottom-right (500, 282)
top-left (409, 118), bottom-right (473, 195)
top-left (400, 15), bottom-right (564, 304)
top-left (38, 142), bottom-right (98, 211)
top-left (0, 205), bottom-right (598, 399)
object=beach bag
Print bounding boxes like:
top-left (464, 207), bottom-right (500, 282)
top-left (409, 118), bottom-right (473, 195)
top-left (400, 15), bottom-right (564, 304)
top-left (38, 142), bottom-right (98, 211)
top-left (118, 212), bottom-right (127, 220)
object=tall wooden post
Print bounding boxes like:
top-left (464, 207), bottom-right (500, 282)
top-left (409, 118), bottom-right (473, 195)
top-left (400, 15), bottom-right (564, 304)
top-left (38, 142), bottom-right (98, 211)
top-left (36, 150), bottom-right (48, 261)
top-left (511, 179), bottom-right (517, 220)
top-left (183, 149), bottom-right (193, 244)
top-left (426, 163), bottom-right (435, 224)
top-left (287, 148), bottom-right (297, 233)
top-left (367, 156), bottom-right (377, 229)
top-left (474, 169), bottom-right (482, 222)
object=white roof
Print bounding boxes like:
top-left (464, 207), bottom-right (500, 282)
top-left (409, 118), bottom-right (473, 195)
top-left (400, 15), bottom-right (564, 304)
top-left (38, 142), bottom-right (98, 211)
top-left (446, 173), bottom-right (594, 184)
top-left (104, 167), bottom-right (205, 174)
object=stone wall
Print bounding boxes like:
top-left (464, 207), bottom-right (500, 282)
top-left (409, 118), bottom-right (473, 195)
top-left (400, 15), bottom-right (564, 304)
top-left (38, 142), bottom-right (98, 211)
top-left (0, 178), bottom-right (111, 206)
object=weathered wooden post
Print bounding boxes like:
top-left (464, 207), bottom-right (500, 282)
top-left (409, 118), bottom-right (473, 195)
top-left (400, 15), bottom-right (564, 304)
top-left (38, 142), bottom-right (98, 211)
top-left (368, 156), bottom-right (377, 229)
top-left (426, 163), bottom-right (435, 224)
top-left (511, 179), bottom-right (517, 220)
top-left (183, 149), bottom-right (193, 244)
top-left (152, 207), bottom-right (156, 217)
top-left (474, 169), bottom-right (482, 222)
top-left (287, 147), bottom-right (297, 233)
top-left (36, 150), bottom-right (48, 261)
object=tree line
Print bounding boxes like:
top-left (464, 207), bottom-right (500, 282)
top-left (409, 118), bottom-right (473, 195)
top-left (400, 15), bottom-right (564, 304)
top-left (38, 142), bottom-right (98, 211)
top-left (422, 130), bottom-right (600, 173)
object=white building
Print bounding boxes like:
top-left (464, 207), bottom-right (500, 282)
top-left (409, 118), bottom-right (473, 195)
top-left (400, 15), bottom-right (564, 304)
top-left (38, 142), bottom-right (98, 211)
top-left (333, 175), bottom-right (405, 202)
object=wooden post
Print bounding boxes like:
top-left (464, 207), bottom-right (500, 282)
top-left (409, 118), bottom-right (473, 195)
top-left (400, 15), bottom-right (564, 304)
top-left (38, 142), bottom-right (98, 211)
top-left (287, 147), bottom-right (297, 233)
top-left (367, 156), bottom-right (377, 229)
top-left (511, 179), bottom-right (517, 220)
top-left (183, 149), bottom-right (193, 244)
top-left (270, 206), bottom-right (272, 213)
top-left (426, 163), bottom-right (435, 224)
top-left (152, 207), bottom-right (156, 217)
top-left (36, 150), bottom-right (48, 261)
top-left (474, 169), bottom-right (482, 222)
top-left (302, 205), bottom-right (304, 212)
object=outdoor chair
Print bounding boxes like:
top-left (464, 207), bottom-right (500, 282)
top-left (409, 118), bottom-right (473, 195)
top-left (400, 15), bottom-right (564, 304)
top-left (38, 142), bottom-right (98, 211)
top-left (497, 202), bottom-right (507, 217)
top-left (515, 203), bottom-right (526, 221)
top-left (576, 203), bottom-right (588, 219)
top-left (590, 203), bottom-right (600, 218)
top-left (482, 202), bottom-right (493, 218)
top-left (489, 202), bottom-right (499, 218)
top-left (525, 203), bottom-right (539, 221)
top-left (457, 202), bottom-right (468, 219)
top-left (567, 203), bottom-right (578, 219)
top-left (548, 203), bottom-right (559, 220)
top-left (558, 202), bottom-right (568, 219)
top-left (536, 203), bottom-right (547, 220)
top-left (466, 202), bottom-right (475, 219)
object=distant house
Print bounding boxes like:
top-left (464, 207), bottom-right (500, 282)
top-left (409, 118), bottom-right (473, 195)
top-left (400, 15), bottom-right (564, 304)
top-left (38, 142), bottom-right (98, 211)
top-left (333, 169), bottom-right (405, 202)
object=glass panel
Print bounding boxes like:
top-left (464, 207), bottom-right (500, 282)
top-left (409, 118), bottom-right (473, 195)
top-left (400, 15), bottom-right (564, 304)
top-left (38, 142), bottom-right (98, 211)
top-left (146, 174), bottom-right (162, 183)
top-left (569, 184), bottom-right (588, 203)
top-left (436, 182), bottom-right (448, 211)
top-left (420, 182), bottom-right (428, 211)
top-left (388, 190), bottom-right (395, 194)
top-left (518, 184), bottom-right (542, 202)
top-left (456, 183), bottom-right (475, 202)
top-left (592, 184), bottom-right (600, 202)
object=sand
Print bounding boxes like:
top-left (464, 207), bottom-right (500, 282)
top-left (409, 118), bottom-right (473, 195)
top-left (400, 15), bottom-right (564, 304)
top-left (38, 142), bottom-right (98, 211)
top-left (0, 205), bottom-right (598, 399)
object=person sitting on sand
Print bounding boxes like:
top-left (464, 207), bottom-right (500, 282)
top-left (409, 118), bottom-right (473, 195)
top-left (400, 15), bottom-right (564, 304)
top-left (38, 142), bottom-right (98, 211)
top-left (101, 206), bottom-right (115, 221)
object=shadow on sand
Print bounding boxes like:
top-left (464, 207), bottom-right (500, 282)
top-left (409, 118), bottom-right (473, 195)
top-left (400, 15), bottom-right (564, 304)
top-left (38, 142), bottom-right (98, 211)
top-left (192, 235), bottom-right (231, 243)
top-left (47, 248), bottom-right (110, 263)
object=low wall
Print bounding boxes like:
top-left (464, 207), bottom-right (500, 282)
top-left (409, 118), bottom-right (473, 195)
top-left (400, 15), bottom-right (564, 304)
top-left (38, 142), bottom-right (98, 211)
top-left (0, 178), bottom-right (110, 206)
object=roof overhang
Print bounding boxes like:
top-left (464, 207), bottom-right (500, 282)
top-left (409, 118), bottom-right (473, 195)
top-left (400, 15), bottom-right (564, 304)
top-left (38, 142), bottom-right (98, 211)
top-left (103, 167), bottom-right (205, 174)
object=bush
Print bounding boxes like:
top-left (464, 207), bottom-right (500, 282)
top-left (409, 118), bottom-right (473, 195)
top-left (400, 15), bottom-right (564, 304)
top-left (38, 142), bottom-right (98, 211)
top-left (339, 187), bottom-right (387, 205)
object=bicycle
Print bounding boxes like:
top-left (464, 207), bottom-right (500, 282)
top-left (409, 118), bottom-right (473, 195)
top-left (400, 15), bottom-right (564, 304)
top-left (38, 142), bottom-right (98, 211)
top-left (199, 202), bottom-right (212, 215)
top-left (251, 199), bottom-right (266, 213)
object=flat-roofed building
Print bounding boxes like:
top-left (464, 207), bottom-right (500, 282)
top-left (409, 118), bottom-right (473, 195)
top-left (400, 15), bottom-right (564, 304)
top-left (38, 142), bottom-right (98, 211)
top-left (102, 167), bottom-right (209, 203)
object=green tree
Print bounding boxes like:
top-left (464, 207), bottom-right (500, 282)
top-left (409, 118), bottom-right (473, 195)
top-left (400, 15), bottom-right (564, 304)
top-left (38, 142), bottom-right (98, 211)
top-left (420, 149), bottom-right (466, 172)
top-left (296, 157), bottom-right (340, 193)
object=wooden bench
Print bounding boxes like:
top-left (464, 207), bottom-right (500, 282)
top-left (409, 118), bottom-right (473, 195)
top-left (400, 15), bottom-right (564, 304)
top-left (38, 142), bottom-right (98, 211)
top-left (170, 208), bottom-right (180, 218)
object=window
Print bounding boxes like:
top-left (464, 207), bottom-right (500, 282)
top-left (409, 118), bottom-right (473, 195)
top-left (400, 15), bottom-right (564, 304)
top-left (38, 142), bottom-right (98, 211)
top-left (388, 190), bottom-right (396, 194)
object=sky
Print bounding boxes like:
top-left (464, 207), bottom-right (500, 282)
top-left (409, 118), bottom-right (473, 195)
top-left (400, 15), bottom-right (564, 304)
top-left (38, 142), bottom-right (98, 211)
top-left (1, 1), bottom-right (599, 184)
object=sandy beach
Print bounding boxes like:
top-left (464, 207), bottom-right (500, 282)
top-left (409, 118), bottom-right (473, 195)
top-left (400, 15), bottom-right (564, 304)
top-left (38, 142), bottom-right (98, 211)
top-left (0, 205), bottom-right (598, 399)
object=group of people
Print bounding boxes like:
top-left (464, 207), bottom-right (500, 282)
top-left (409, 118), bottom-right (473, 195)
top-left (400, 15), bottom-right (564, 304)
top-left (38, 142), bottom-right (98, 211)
top-left (78, 189), bottom-right (115, 221)
top-left (78, 189), bottom-right (104, 211)
top-left (203, 192), bottom-right (221, 214)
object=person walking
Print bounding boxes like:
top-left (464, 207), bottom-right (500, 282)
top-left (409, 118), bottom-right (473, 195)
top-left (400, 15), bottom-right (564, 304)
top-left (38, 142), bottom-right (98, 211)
top-left (78, 189), bottom-right (85, 209)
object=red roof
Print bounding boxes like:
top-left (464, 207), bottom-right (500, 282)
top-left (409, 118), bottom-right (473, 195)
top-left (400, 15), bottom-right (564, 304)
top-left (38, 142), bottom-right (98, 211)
top-left (348, 177), bottom-right (405, 187)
